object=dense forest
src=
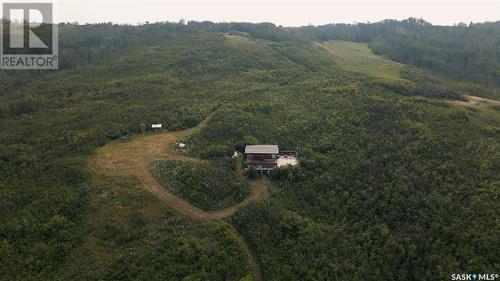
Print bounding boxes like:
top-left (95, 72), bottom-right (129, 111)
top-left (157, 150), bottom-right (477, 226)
top-left (1, 19), bottom-right (499, 281)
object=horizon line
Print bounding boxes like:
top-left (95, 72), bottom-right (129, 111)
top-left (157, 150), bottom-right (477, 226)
top-left (1, 17), bottom-right (498, 27)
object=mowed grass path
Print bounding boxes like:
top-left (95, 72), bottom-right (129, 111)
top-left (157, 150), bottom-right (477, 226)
top-left (320, 40), bottom-right (406, 81)
top-left (90, 114), bottom-right (269, 221)
top-left (90, 113), bottom-right (268, 281)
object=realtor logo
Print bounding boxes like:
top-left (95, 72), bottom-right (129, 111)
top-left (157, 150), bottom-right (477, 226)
top-left (1, 1), bottom-right (58, 69)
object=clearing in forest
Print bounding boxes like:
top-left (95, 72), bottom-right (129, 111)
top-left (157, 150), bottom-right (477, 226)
top-left (321, 40), bottom-right (406, 81)
top-left (322, 40), bottom-right (500, 128)
top-left (447, 95), bottom-right (500, 128)
top-left (90, 114), bottom-right (270, 220)
top-left (90, 114), bottom-right (268, 280)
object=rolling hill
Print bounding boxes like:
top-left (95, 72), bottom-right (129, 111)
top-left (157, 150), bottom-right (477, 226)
top-left (0, 21), bottom-right (499, 281)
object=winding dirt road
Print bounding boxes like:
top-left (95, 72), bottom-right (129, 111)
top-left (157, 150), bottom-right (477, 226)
top-left (90, 114), bottom-right (267, 280)
top-left (91, 115), bottom-right (269, 220)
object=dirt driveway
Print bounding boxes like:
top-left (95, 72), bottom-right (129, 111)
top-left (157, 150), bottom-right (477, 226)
top-left (90, 114), bottom-right (269, 220)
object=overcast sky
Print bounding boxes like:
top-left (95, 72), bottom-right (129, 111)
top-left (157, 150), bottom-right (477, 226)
top-left (54, 0), bottom-right (499, 26)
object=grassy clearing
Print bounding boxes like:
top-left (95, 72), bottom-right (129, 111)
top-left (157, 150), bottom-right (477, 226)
top-left (224, 34), bottom-right (278, 60)
top-left (225, 34), bottom-right (260, 48)
top-left (322, 40), bottom-right (500, 127)
top-left (321, 40), bottom-right (406, 81)
top-left (446, 96), bottom-right (500, 129)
